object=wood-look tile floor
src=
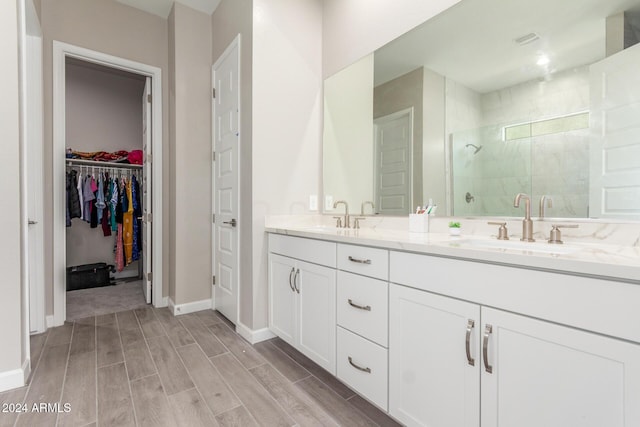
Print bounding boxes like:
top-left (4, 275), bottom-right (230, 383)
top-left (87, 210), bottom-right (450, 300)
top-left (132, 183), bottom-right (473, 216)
top-left (0, 308), bottom-right (401, 427)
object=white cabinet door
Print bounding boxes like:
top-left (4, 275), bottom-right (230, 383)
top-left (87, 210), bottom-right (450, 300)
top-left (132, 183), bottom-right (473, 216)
top-left (268, 253), bottom-right (297, 347)
top-left (389, 284), bottom-right (480, 427)
top-left (297, 260), bottom-right (337, 374)
top-left (481, 307), bottom-right (640, 427)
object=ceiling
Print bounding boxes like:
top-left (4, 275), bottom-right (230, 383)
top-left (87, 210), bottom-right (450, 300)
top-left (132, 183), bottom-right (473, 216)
top-left (374, 0), bottom-right (640, 93)
top-left (115, 0), bottom-right (221, 18)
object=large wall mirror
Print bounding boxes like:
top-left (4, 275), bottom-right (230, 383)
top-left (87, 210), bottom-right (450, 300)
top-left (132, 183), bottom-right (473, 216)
top-left (323, 0), bottom-right (640, 219)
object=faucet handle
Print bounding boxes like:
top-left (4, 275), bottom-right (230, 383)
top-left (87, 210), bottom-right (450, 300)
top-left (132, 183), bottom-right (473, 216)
top-left (488, 221), bottom-right (509, 240)
top-left (548, 224), bottom-right (579, 244)
top-left (353, 217), bottom-right (366, 229)
top-left (332, 216), bottom-right (343, 228)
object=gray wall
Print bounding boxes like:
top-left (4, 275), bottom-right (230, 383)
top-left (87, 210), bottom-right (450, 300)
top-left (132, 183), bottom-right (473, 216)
top-left (65, 60), bottom-right (145, 270)
top-left (168, 3), bottom-right (213, 305)
top-left (41, 0), bottom-right (169, 315)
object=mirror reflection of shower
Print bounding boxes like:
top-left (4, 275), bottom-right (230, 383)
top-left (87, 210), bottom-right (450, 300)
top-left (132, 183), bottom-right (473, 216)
top-left (465, 143), bottom-right (483, 154)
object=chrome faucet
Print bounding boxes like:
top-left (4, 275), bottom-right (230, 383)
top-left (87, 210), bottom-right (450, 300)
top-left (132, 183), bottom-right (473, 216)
top-left (333, 200), bottom-right (350, 228)
top-left (361, 201), bottom-right (375, 216)
top-left (514, 193), bottom-right (535, 242)
top-left (539, 195), bottom-right (553, 218)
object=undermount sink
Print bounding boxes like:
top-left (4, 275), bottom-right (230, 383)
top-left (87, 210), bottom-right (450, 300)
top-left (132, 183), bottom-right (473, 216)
top-left (453, 238), bottom-right (582, 255)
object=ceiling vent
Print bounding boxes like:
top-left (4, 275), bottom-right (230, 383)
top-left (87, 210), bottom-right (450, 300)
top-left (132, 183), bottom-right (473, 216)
top-left (514, 32), bottom-right (540, 46)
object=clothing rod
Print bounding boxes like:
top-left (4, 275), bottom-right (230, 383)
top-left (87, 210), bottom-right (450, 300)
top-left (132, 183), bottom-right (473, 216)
top-left (66, 158), bottom-right (143, 169)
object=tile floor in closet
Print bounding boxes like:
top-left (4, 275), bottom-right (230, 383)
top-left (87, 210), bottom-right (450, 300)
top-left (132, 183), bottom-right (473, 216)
top-left (0, 308), bottom-right (400, 427)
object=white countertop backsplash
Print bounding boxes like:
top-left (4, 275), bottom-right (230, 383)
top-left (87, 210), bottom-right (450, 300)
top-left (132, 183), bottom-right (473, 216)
top-left (265, 214), bottom-right (640, 283)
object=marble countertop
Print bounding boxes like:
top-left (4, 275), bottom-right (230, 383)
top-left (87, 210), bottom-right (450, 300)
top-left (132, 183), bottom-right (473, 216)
top-left (265, 218), bottom-right (640, 283)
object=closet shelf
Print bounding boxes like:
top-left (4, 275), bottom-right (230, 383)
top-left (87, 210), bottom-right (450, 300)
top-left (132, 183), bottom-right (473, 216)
top-left (66, 158), bottom-right (143, 169)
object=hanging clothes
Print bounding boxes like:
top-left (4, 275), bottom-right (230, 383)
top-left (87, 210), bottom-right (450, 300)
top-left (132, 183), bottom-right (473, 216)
top-left (96, 173), bottom-right (106, 222)
top-left (110, 177), bottom-right (118, 231)
top-left (123, 178), bottom-right (134, 265)
top-left (101, 173), bottom-right (112, 237)
top-left (131, 175), bottom-right (141, 261)
top-left (76, 171), bottom-right (84, 219)
top-left (82, 175), bottom-right (95, 222)
top-left (115, 223), bottom-right (125, 272)
top-left (67, 170), bottom-right (82, 219)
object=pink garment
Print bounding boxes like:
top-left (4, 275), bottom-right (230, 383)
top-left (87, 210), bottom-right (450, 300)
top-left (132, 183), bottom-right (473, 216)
top-left (115, 223), bottom-right (125, 272)
top-left (90, 176), bottom-right (98, 192)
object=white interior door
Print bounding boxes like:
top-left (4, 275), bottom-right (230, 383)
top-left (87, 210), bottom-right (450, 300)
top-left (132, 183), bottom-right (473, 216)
top-left (141, 76), bottom-right (152, 304)
top-left (589, 42), bottom-right (640, 218)
top-left (213, 36), bottom-right (240, 324)
top-left (374, 109), bottom-right (413, 215)
top-left (26, 31), bottom-right (45, 334)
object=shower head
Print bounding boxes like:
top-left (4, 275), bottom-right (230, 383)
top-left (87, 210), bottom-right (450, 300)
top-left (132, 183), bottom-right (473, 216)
top-left (465, 144), bottom-right (483, 154)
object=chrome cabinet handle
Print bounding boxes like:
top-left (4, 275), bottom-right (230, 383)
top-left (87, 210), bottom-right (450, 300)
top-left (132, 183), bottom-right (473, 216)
top-left (28, 219), bottom-right (38, 225)
top-left (466, 319), bottom-right (475, 366)
top-left (483, 324), bottom-right (493, 373)
top-left (288, 267), bottom-right (295, 292)
top-left (294, 269), bottom-right (300, 294)
top-left (348, 256), bottom-right (371, 264)
top-left (348, 299), bottom-right (371, 311)
top-left (348, 356), bottom-right (371, 373)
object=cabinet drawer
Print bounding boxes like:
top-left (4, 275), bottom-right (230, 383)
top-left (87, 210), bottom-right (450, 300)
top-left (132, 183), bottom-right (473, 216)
top-left (268, 234), bottom-right (336, 268)
top-left (337, 326), bottom-right (388, 411)
top-left (337, 271), bottom-right (388, 347)
top-left (337, 244), bottom-right (388, 280)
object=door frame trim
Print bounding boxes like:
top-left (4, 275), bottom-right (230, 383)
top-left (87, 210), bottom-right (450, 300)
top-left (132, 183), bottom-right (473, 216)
top-left (52, 41), bottom-right (165, 326)
top-left (211, 34), bottom-right (241, 326)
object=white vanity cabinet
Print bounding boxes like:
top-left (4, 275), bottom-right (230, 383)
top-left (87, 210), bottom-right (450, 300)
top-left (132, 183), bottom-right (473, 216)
top-left (268, 234), bottom-right (337, 374)
top-left (389, 284), bottom-right (480, 427)
top-left (389, 250), bottom-right (640, 427)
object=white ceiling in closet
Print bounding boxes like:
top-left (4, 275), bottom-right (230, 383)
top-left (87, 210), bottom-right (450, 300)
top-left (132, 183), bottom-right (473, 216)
top-left (116, 0), bottom-right (221, 18)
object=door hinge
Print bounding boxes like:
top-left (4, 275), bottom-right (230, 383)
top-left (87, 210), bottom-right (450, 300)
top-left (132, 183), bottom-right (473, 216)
top-left (147, 271), bottom-right (153, 282)
top-left (147, 94), bottom-right (152, 103)
top-left (212, 88), bottom-right (216, 99)
top-left (147, 153), bottom-right (153, 164)
top-left (212, 275), bottom-right (216, 285)
top-left (143, 213), bottom-right (153, 223)
top-left (212, 214), bottom-right (215, 223)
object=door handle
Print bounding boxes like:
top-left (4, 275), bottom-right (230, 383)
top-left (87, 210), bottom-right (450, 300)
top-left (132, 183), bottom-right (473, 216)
top-left (28, 219), bottom-right (38, 225)
top-left (293, 269), bottom-right (300, 294)
top-left (465, 319), bottom-right (475, 366)
top-left (223, 219), bottom-right (237, 227)
top-left (483, 324), bottom-right (493, 373)
top-left (288, 267), bottom-right (295, 292)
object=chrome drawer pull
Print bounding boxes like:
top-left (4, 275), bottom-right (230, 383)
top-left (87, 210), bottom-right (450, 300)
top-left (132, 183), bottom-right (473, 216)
top-left (348, 256), bottom-right (371, 264)
top-left (288, 267), bottom-right (295, 292)
top-left (294, 269), bottom-right (300, 294)
top-left (348, 356), bottom-right (371, 373)
top-left (348, 299), bottom-right (371, 311)
top-left (483, 324), bottom-right (493, 374)
top-left (466, 319), bottom-right (475, 366)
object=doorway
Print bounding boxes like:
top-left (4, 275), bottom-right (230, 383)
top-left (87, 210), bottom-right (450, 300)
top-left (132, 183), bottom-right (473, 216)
top-left (52, 42), bottom-right (164, 326)
top-left (374, 108), bottom-right (414, 215)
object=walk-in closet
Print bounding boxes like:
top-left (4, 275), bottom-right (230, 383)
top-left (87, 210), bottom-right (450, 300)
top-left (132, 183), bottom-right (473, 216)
top-left (64, 57), bottom-right (150, 320)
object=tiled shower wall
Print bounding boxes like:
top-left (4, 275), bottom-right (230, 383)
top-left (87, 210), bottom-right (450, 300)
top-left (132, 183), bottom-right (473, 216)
top-left (450, 66), bottom-right (590, 217)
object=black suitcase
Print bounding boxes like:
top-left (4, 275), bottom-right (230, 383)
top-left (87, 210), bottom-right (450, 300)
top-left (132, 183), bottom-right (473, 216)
top-left (66, 263), bottom-right (113, 291)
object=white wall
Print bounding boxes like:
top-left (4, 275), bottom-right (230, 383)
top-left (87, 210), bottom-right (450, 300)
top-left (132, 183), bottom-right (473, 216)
top-left (0, 0), bottom-right (26, 390)
top-left (422, 68), bottom-right (447, 210)
top-left (252, 0), bottom-right (323, 329)
top-left (324, 54), bottom-right (374, 212)
top-left (322, 0), bottom-right (461, 78)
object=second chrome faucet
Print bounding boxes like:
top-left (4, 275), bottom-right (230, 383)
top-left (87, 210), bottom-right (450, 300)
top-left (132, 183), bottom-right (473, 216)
top-left (513, 193), bottom-right (535, 242)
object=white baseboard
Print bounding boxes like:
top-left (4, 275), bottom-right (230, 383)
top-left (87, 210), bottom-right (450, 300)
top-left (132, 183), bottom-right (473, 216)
top-left (0, 363), bottom-right (27, 393)
top-left (169, 298), bottom-right (212, 316)
top-left (236, 322), bottom-right (276, 344)
top-left (46, 315), bottom-right (54, 329)
top-left (159, 296), bottom-right (169, 308)
top-left (22, 359), bottom-right (30, 384)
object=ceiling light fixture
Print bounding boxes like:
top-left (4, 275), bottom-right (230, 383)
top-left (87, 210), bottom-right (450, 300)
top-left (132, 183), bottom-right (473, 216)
top-left (536, 55), bottom-right (550, 66)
